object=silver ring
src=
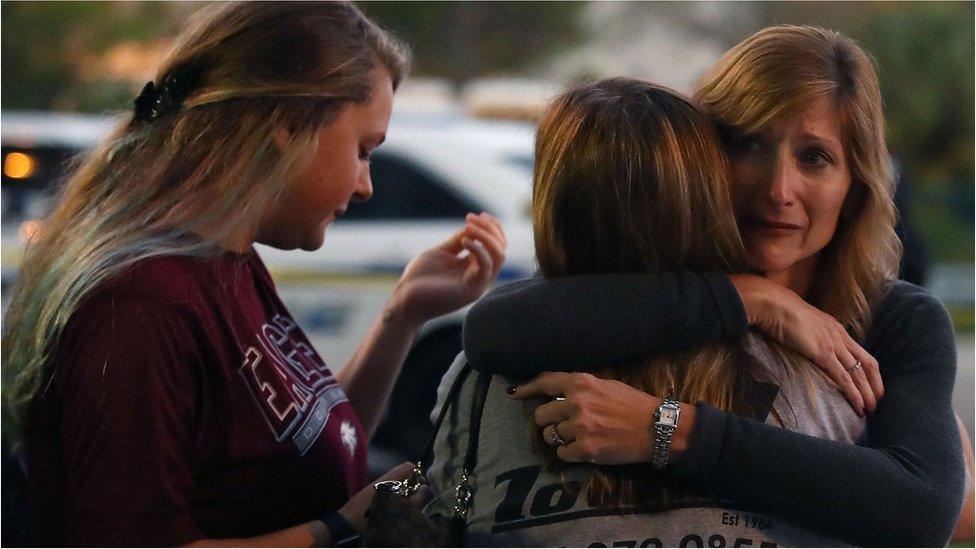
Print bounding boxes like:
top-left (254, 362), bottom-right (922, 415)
top-left (846, 360), bottom-right (863, 374)
top-left (543, 423), bottom-right (567, 447)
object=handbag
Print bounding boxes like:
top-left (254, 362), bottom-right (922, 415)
top-left (363, 363), bottom-right (492, 547)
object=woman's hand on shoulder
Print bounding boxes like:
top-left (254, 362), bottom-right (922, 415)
top-left (390, 212), bottom-right (506, 326)
top-left (730, 273), bottom-right (883, 416)
top-left (509, 371), bottom-right (673, 465)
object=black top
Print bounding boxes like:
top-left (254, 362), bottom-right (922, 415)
top-left (464, 271), bottom-right (748, 376)
top-left (462, 274), bottom-right (965, 547)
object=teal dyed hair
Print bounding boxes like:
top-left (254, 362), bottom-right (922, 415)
top-left (2, 1), bottom-right (410, 449)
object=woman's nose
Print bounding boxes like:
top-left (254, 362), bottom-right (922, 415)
top-left (352, 168), bottom-right (373, 203)
top-left (763, 155), bottom-right (797, 208)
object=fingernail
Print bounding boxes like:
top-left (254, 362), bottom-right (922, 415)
top-left (506, 385), bottom-right (517, 395)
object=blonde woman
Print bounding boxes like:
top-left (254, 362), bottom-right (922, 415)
top-left (2, 2), bottom-right (505, 546)
top-left (427, 77), bottom-right (830, 546)
top-left (464, 26), bottom-right (966, 546)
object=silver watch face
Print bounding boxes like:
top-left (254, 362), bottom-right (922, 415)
top-left (659, 406), bottom-right (678, 426)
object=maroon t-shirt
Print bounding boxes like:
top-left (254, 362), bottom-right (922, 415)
top-left (26, 249), bottom-right (367, 546)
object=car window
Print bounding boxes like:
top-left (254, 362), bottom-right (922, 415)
top-left (342, 151), bottom-right (476, 221)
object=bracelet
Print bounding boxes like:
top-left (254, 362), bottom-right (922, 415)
top-left (319, 511), bottom-right (362, 547)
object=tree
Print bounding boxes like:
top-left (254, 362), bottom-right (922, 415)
top-left (358, 2), bottom-right (586, 87)
top-left (1, 1), bottom-right (192, 112)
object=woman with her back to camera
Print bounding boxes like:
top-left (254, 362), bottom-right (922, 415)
top-left (464, 26), bottom-right (967, 546)
top-left (2, 2), bottom-right (506, 546)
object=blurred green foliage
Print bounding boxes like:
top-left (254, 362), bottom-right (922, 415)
top-left (947, 306), bottom-right (974, 334)
top-left (862, 5), bottom-right (974, 262)
top-left (358, 2), bottom-right (586, 86)
top-left (863, 5), bottom-right (974, 187)
top-left (1, 1), bottom-right (190, 112)
top-left (1, 1), bottom-right (971, 262)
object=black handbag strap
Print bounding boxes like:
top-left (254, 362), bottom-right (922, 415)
top-left (419, 362), bottom-right (473, 468)
top-left (450, 369), bottom-right (491, 529)
top-left (419, 362), bottom-right (493, 470)
top-left (410, 359), bottom-right (492, 530)
top-left (463, 371), bottom-right (492, 473)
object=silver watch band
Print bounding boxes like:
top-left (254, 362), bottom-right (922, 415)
top-left (652, 398), bottom-right (681, 470)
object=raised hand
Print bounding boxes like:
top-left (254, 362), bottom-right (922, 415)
top-left (390, 212), bottom-right (507, 326)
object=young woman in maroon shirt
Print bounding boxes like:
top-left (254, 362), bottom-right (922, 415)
top-left (2, 2), bottom-right (506, 546)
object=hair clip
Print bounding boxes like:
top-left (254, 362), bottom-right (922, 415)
top-left (132, 65), bottom-right (202, 123)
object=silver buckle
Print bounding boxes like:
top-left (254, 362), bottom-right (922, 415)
top-left (454, 469), bottom-right (473, 519)
top-left (374, 462), bottom-right (428, 497)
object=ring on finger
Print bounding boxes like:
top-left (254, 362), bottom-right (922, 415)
top-left (543, 423), bottom-right (568, 447)
top-left (845, 360), bottom-right (863, 374)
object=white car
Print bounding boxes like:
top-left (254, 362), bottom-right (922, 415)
top-left (256, 111), bottom-right (536, 366)
top-left (1, 109), bottom-right (538, 466)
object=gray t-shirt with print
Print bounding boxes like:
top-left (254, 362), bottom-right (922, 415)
top-left (424, 333), bottom-right (864, 547)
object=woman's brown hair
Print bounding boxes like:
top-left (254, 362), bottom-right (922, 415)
top-left (533, 78), bottom-right (765, 507)
top-left (695, 25), bottom-right (901, 337)
top-left (2, 1), bottom-right (410, 448)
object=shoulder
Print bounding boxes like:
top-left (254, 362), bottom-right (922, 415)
top-left (61, 254), bottom-right (242, 357)
top-left (430, 351), bottom-right (470, 422)
top-left (53, 293), bottom-right (207, 414)
top-left (866, 279), bottom-right (956, 375)
top-left (59, 292), bottom-right (203, 362)
top-left (83, 253), bottom-right (245, 311)
top-left (870, 279), bottom-right (952, 331)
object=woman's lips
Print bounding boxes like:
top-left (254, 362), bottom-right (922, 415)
top-left (742, 215), bottom-right (802, 237)
top-left (325, 208), bottom-right (347, 225)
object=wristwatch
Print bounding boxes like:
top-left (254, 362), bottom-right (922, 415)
top-left (319, 511), bottom-right (362, 547)
top-left (651, 398), bottom-right (682, 470)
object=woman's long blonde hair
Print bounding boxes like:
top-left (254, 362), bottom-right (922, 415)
top-left (2, 1), bottom-right (410, 448)
top-left (533, 78), bottom-right (770, 507)
top-left (695, 25), bottom-right (901, 337)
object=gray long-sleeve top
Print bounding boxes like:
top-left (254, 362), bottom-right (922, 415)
top-left (462, 273), bottom-right (965, 547)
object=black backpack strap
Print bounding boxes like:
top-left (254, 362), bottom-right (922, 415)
top-left (451, 370), bottom-right (492, 526)
top-left (411, 360), bottom-right (492, 527)
top-left (419, 361), bottom-right (472, 468)
top-left (463, 371), bottom-right (492, 473)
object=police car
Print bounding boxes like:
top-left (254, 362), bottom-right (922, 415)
top-left (1, 109), bottom-right (538, 469)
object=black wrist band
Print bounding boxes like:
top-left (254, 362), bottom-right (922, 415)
top-left (320, 511), bottom-right (361, 547)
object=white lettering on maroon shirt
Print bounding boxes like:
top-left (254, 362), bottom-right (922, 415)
top-left (239, 314), bottom-right (348, 454)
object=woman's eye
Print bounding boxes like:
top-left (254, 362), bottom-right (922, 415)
top-left (359, 149), bottom-right (372, 163)
top-left (801, 149), bottom-right (831, 167)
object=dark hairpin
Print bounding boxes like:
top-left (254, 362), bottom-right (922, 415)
top-left (133, 65), bottom-right (202, 123)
